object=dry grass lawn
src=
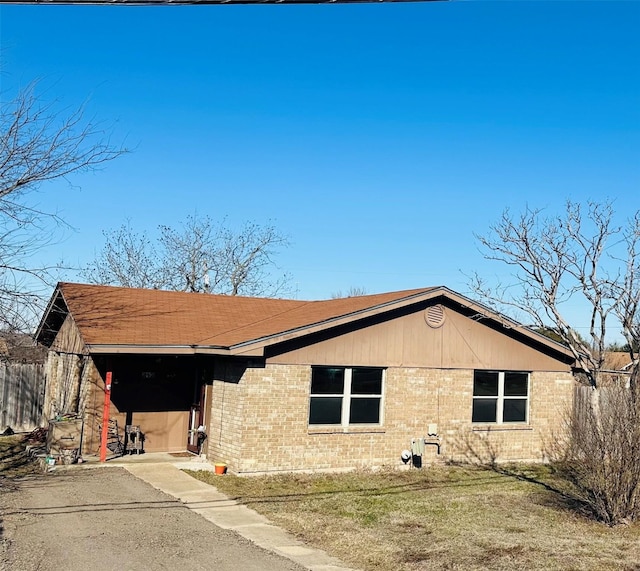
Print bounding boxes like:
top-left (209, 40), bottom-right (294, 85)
top-left (187, 464), bottom-right (640, 571)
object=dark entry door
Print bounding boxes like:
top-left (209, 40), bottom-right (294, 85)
top-left (187, 383), bottom-right (206, 454)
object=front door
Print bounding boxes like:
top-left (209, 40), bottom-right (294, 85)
top-left (187, 383), bottom-right (206, 454)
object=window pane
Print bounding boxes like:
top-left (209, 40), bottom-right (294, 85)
top-left (309, 397), bottom-right (343, 424)
top-left (349, 398), bottom-right (381, 424)
top-left (311, 368), bottom-right (344, 394)
top-left (472, 399), bottom-right (497, 423)
top-left (504, 372), bottom-right (528, 396)
top-left (503, 399), bottom-right (527, 422)
top-left (474, 371), bottom-right (499, 396)
top-left (351, 368), bottom-right (383, 395)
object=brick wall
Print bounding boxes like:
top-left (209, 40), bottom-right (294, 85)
top-left (205, 363), bottom-right (576, 474)
top-left (206, 360), bottom-right (249, 467)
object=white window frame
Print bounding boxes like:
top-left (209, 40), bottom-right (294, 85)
top-left (309, 367), bottom-right (385, 427)
top-left (472, 370), bottom-right (530, 424)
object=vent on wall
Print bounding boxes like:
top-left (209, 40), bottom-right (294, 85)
top-left (425, 304), bottom-right (446, 328)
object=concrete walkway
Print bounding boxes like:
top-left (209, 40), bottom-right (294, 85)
top-left (112, 458), bottom-right (359, 571)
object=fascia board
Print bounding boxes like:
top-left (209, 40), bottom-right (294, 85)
top-left (86, 344), bottom-right (254, 357)
top-left (85, 344), bottom-right (235, 356)
top-left (35, 286), bottom-right (66, 343)
top-left (219, 346), bottom-right (264, 357)
top-left (193, 346), bottom-right (234, 356)
top-left (86, 344), bottom-right (197, 355)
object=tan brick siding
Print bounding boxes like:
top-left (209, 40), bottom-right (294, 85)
top-left (206, 360), bottom-right (249, 466)
top-left (206, 363), bottom-right (576, 474)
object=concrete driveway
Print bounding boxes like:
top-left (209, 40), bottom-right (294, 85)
top-left (0, 461), bottom-right (355, 571)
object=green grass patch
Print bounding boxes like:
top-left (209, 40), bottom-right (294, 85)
top-left (186, 465), bottom-right (640, 571)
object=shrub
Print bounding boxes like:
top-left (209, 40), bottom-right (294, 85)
top-left (559, 387), bottom-right (640, 525)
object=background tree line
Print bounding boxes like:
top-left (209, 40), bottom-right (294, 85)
top-left (81, 216), bottom-right (291, 298)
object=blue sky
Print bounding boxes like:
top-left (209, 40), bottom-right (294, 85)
top-left (1, 2), bottom-right (639, 335)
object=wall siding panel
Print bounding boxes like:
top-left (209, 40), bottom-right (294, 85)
top-left (269, 306), bottom-right (570, 372)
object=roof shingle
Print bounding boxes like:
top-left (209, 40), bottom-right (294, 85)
top-left (54, 283), bottom-right (436, 348)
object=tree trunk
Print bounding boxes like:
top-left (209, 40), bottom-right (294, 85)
top-left (629, 361), bottom-right (640, 405)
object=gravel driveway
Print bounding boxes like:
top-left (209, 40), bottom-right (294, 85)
top-left (0, 467), bottom-right (305, 571)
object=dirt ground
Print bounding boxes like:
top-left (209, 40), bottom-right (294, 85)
top-left (0, 467), bottom-right (306, 571)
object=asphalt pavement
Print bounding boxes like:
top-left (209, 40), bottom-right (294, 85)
top-left (0, 457), bottom-right (358, 571)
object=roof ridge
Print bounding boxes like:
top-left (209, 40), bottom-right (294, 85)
top-left (57, 281), bottom-right (436, 303)
top-left (58, 281), bottom-right (311, 303)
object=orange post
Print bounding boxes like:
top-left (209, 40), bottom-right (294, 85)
top-left (99, 371), bottom-right (113, 462)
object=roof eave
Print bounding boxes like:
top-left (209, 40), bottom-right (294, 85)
top-left (86, 344), bottom-right (231, 355)
top-left (35, 284), bottom-right (66, 345)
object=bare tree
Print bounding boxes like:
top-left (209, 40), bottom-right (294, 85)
top-left (474, 200), bottom-right (640, 524)
top-left (561, 386), bottom-right (640, 525)
top-left (471, 200), bottom-right (639, 391)
top-left (611, 211), bottom-right (640, 393)
top-left (0, 82), bottom-right (126, 331)
top-left (82, 221), bottom-right (163, 289)
top-left (215, 221), bottom-right (291, 297)
top-left (158, 215), bottom-right (222, 293)
top-left (331, 286), bottom-right (369, 299)
top-left (84, 215), bottom-right (292, 297)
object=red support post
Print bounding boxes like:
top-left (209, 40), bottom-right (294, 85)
top-left (99, 372), bottom-right (113, 462)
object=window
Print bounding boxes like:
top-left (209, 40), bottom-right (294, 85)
top-left (472, 370), bottom-right (529, 424)
top-left (309, 367), bottom-right (384, 426)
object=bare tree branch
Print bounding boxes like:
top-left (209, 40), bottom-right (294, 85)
top-left (331, 286), bottom-right (369, 299)
top-left (0, 82), bottom-right (125, 205)
top-left (81, 221), bottom-right (163, 289)
top-left (86, 215), bottom-right (292, 298)
top-left (611, 210), bottom-right (640, 393)
top-left (159, 215), bottom-right (223, 293)
top-left (0, 82), bottom-right (127, 331)
top-left (472, 200), bottom-right (640, 389)
top-left (218, 221), bottom-right (291, 297)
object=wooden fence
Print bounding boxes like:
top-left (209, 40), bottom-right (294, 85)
top-left (0, 363), bottom-right (45, 431)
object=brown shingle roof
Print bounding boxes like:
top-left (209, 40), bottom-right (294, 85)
top-left (603, 351), bottom-right (634, 371)
top-left (54, 283), bottom-right (437, 349)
